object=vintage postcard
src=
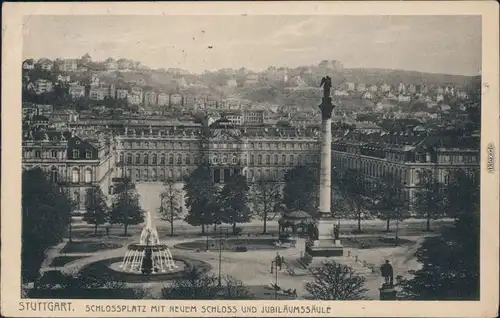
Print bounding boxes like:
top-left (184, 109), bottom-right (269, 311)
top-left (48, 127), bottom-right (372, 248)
top-left (1, 1), bottom-right (499, 317)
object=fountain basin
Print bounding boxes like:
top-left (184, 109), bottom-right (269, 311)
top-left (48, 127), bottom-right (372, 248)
top-left (79, 256), bottom-right (212, 283)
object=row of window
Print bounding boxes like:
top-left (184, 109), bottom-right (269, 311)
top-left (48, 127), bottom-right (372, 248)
top-left (119, 152), bottom-right (320, 166)
top-left (335, 156), bottom-right (407, 183)
top-left (118, 167), bottom-right (311, 182)
top-left (30, 166), bottom-right (94, 184)
top-left (119, 140), bottom-right (320, 150)
top-left (24, 149), bottom-right (92, 159)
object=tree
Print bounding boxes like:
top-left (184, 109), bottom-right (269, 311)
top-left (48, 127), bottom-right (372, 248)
top-left (305, 261), bottom-right (368, 300)
top-left (183, 165), bottom-right (219, 234)
top-left (330, 196), bottom-right (351, 222)
top-left (220, 275), bottom-right (254, 299)
top-left (396, 207), bottom-right (479, 300)
top-left (159, 179), bottom-right (182, 236)
top-left (248, 178), bottom-right (282, 234)
top-left (161, 266), bottom-right (252, 299)
top-left (22, 168), bottom-right (73, 286)
top-left (283, 165), bottom-right (318, 213)
top-left (218, 174), bottom-right (251, 233)
top-left (337, 169), bottom-right (370, 232)
top-left (110, 179), bottom-right (144, 236)
top-left (413, 169), bottom-right (446, 231)
top-left (161, 266), bottom-right (221, 299)
top-left (371, 173), bottom-right (410, 232)
top-left (83, 186), bottom-right (109, 235)
top-left (444, 169), bottom-right (479, 219)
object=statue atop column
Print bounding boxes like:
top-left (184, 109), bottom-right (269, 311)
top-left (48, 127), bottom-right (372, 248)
top-left (319, 76), bottom-right (335, 119)
top-left (320, 76), bottom-right (332, 100)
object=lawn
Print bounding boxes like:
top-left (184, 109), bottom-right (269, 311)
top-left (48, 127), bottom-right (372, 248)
top-left (60, 241), bottom-right (123, 254)
top-left (175, 238), bottom-right (289, 252)
top-left (341, 236), bottom-right (414, 248)
top-left (49, 255), bottom-right (88, 267)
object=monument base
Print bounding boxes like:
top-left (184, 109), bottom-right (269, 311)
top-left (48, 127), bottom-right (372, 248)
top-left (305, 239), bottom-right (344, 257)
top-left (379, 284), bottom-right (397, 300)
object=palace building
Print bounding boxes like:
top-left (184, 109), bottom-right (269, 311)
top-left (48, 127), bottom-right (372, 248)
top-left (22, 125), bottom-right (115, 212)
top-left (332, 130), bottom-right (480, 203)
top-left (23, 117), bottom-right (480, 211)
top-left (114, 120), bottom-right (322, 184)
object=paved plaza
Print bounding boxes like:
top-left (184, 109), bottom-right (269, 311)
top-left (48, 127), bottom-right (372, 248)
top-left (40, 182), bottom-right (440, 300)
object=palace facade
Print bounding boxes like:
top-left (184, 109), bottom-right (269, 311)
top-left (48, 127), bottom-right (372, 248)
top-left (23, 117), bottom-right (479, 211)
top-left (114, 121), bottom-right (322, 184)
top-left (22, 123), bottom-right (115, 212)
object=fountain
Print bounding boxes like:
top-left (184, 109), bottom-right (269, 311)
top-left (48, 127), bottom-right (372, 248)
top-left (119, 211), bottom-right (178, 274)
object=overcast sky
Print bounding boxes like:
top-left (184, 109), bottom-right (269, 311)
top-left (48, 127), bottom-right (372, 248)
top-left (23, 15), bottom-right (481, 75)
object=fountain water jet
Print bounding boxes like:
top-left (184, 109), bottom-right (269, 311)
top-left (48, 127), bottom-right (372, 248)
top-left (119, 211), bottom-right (178, 274)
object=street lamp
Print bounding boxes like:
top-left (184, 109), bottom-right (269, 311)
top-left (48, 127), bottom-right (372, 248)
top-left (270, 259), bottom-right (279, 300)
top-left (215, 229), bottom-right (227, 287)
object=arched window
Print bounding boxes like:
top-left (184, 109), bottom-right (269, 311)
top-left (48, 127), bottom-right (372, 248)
top-left (249, 169), bottom-right (254, 179)
top-left (136, 169), bottom-right (140, 179)
top-left (144, 169), bottom-right (149, 180)
top-left (160, 168), bottom-right (165, 180)
top-left (232, 155), bottom-right (237, 165)
top-left (266, 155), bottom-right (270, 164)
top-left (84, 168), bottom-right (92, 183)
top-left (152, 169), bottom-right (157, 180)
top-left (135, 153), bottom-right (141, 164)
top-left (298, 155), bottom-right (303, 164)
top-left (194, 155), bottom-right (199, 165)
top-left (168, 169), bottom-right (173, 179)
top-left (185, 155), bottom-right (191, 165)
top-left (257, 154), bottom-right (262, 165)
top-left (257, 169), bottom-right (262, 179)
top-left (250, 154), bottom-right (254, 164)
top-left (143, 154), bottom-right (149, 165)
top-left (176, 169), bottom-right (182, 180)
top-left (50, 167), bottom-right (58, 183)
top-left (282, 154), bottom-right (286, 164)
top-left (169, 154), bottom-right (174, 164)
top-left (152, 153), bottom-right (157, 164)
top-left (274, 154), bottom-right (279, 164)
top-left (289, 155), bottom-right (294, 165)
top-left (177, 154), bottom-right (182, 165)
top-left (126, 169), bottom-right (131, 178)
top-left (160, 154), bottom-right (166, 165)
top-left (119, 153), bottom-right (124, 163)
top-left (127, 153), bottom-right (132, 164)
top-left (72, 168), bottom-right (80, 183)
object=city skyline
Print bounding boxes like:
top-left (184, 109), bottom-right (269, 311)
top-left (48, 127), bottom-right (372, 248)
top-left (23, 15), bottom-right (481, 76)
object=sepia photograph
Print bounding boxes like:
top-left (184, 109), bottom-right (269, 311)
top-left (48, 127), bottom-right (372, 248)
top-left (2, 2), bottom-right (499, 317)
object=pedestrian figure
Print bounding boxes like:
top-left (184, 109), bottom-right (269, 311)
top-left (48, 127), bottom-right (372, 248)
top-left (275, 253), bottom-right (282, 270)
top-left (105, 225), bottom-right (110, 237)
top-left (380, 260), bottom-right (394, 287)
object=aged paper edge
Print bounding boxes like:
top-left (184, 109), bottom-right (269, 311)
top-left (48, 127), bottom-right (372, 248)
top-left (1, 1), bottom-right (499, 317)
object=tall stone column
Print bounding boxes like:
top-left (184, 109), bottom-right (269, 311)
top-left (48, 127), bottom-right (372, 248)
top-left (317, 116), bottom-right (332, 240)
top-left (318, 116), bottom-right (332, 218)
top-left (305, 75), bottom-right (343, 258)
